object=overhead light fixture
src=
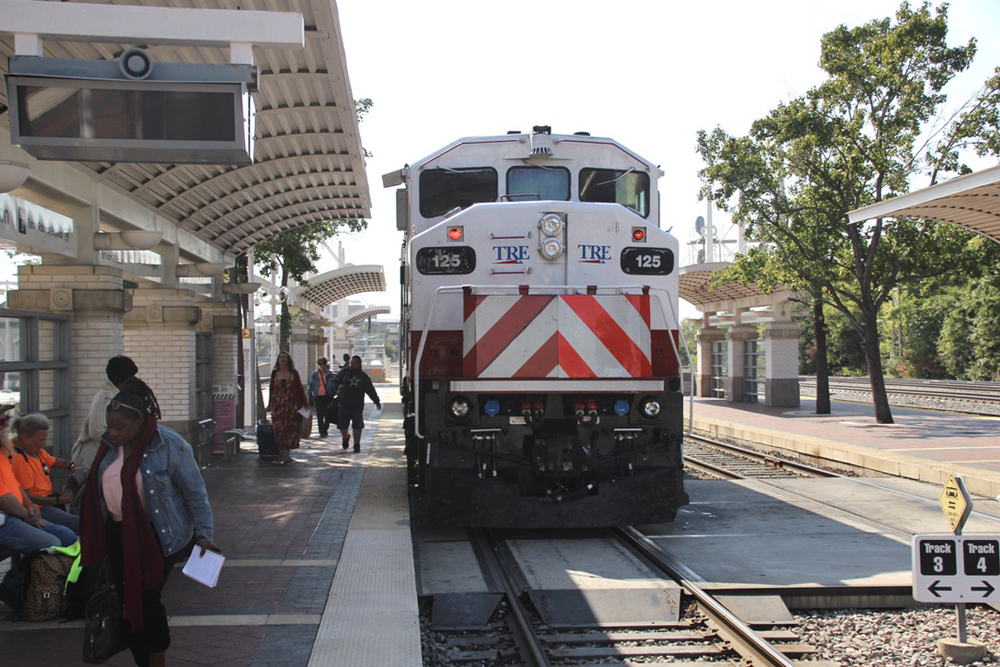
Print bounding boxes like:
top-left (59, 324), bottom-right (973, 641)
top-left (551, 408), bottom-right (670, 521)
top-left (0, 160), bottom-right (31, 193)
top-left (94, 231), bottom-right (163, 250)
top-left (176, 262), bottom-right (228, 277)
top-left (222, 282), bottom-right (262, 295)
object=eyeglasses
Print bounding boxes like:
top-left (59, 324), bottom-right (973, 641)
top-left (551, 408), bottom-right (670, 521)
top-left (109, 399), bottom-right (144, 416)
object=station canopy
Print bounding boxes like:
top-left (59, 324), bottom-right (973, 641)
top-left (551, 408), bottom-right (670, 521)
top-left (848, 164), bottom-right (1000, 243)
top-left (341, 305), bottom-right (390, 326)
top-left (0, 0), bottom-right (371, 258)
top-left (298, 264), bottom-right (385, 309)
top-left (679, 262), bottom-right (779, 310)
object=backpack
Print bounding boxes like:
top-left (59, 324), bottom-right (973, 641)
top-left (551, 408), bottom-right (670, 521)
top-left (22, 551), bottom-right (75, 621)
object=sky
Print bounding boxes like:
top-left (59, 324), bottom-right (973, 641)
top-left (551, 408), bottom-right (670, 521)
top-left (2, 1), bottom-right (997, 320)
top-left (328, 0), bottom-right (1000, 319)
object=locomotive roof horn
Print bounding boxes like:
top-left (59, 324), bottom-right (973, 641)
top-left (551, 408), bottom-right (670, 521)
top-left (530, 125), bottom-right (554, 156)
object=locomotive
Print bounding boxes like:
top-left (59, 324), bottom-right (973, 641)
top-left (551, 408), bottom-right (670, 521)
top-left (384, 126), bottom-right (687, 528)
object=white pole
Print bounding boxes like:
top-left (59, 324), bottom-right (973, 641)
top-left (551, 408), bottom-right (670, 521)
top-left (705, 199), bottom-right (715, 263)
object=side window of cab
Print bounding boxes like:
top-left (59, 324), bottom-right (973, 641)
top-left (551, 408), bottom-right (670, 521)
top-left (419, 167), bottom-right (498, 218)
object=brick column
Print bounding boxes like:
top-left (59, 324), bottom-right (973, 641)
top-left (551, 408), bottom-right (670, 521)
top-left (726, 324), bottom-right (757, 403)
top-left (289, 317), bottom-right (314, 392)
top-left (695, 326), bottom-right (726, 398)
top-left (125, 288), bottom-right (200, 442)
top-left (198, 301), bottom-right (241, 391)
top-left (764, 321), bottom-right (801, 407)
top-left (8, 265), bottom-right (130, 457)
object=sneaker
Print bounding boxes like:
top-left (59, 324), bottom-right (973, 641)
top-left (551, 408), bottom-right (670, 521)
top-left (353, 445), bottom-right (361, 453)
top-left (342, 438), bottom-right (350, 450)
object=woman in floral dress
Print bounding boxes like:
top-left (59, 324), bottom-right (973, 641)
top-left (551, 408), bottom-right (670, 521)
top-left (267, 351), bottom-right (306, 461)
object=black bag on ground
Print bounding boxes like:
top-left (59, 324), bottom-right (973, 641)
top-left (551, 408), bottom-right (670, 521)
top-left (82, 560), bottom-right (128, 664)
top-left (256, 418), bottom-right (278, 457)
top-left (22, 551), bottom-right (74, 621)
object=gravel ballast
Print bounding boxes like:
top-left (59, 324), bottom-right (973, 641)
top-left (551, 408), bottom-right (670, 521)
top-left (797, 605), bottom-right (999, 665)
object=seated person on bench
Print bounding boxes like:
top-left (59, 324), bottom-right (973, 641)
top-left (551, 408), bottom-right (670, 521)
top-left (0, 409), bottom-right (77, 609)
top-left (10, 413), bottom-right (80, 533)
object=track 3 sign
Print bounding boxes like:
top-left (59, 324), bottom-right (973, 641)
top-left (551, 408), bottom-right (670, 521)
top-left (912, 535), bottom-right (1000, 603)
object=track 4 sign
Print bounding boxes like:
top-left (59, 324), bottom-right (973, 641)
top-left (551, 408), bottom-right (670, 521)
top-left (912, 535), bottom-right (1000, 603)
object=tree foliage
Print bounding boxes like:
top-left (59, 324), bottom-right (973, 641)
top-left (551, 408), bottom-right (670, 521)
top-left (255, 219), bottom-right (367, 350)
top-left (252, 98), bottom-right (374, 351)
top-left (697, 1), bottom-right (990, 422)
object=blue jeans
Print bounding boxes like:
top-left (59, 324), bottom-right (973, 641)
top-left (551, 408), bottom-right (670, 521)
top-left (0, 516), bottom-right (77, 594)
top-left (40, 505), bottom-right (80, 533)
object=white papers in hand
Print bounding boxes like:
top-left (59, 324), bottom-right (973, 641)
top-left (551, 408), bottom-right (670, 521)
top-left (182, 549), bottom-right (225, 588)
top-left (297, 406), bottom-right (310, 419)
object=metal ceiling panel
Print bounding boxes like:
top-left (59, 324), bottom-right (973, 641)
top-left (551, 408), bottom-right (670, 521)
top-left (0, 0), bottom-right (370, 258)
top-left (848, 165), bottom-right (1000, 244)
top-left (300, 264), bottom-right (386, 308)
top-left (678, 263), bottom-right (775, 309)
top-left (342, 305), bottom-right (390, 326)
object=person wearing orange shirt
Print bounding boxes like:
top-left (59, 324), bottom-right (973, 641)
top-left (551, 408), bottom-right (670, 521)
top-left (0, 408), bottom-right (77, 609)
top-left (10, 413), bottom-right (79, 533)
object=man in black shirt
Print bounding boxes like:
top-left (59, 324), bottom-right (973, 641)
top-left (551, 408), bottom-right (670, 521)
top-left (335, 356), bottom-right (381, 453)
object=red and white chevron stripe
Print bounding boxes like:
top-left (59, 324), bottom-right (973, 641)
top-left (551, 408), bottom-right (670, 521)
top-left (463, 293), bottom-right (652, 379)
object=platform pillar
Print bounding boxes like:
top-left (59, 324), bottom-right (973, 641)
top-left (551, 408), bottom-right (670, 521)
top-left (764, 321), bottom-right (800, 407)
top-left (7, 264), bottom-right (130, 458)
top-left (290, 314), bottom-right (325, 388)
top-left (726, 324), bottom-right (757, 403)
top-left (125, 287), bottom-right (201, 443)
top-left (695, 325), bottom-right (725, 398)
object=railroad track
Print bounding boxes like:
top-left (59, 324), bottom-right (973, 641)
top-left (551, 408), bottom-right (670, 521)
top-left (799, 376), bottom-right (1000, 415)
top-left (424, 527), bottom-right (815, 666)
top-left (684, 433), bottom-right (838, 480)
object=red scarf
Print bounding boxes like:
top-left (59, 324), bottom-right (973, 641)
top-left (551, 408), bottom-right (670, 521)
top-left (80, 415), bottom-right (164, 632)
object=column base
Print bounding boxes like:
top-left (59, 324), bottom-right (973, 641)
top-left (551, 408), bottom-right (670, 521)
top-left (765, 378), bottom-right (800, 407)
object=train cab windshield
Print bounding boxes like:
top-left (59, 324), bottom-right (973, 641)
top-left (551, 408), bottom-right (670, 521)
top-left (506, 166), bottom-right (571, 202)
top-left (419, 167), bottom-right (498, 217)
top-left (579, 167), bottom-right (650, 217)
top-left (418, 164), bottom-right (650, 219)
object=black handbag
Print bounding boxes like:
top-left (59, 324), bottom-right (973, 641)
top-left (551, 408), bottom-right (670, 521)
top-left (82, 560), bottom-right (128, 664)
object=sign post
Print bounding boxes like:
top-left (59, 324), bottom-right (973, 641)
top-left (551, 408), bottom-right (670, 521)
top-left (942, 474), bottom-right (972, 644)
top-left (913, 474), bottom-right (996, 663)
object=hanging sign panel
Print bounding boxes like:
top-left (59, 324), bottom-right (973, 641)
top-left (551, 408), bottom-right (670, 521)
top-left (0, 193), bottom-right (77, 258)
top-left (5, 56), bottom-right (256, 165)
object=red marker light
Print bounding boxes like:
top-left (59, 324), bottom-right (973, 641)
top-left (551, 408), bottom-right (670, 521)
top-left (448, 226), bottom-right (464, 241)
top-left (631, 227), bottom-right (646, 242)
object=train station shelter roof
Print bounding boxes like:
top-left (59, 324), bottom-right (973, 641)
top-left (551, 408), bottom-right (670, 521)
top-left (0, 0), bottom-right (370, 260)
top-left (848, 164), bottom-right (1000, 243)
top-left (340, 305), bottom-right (390, 326)
top-left (297, 264), bottom-right (385, 308)
top-left (679, 262), bottom-right (791, 312)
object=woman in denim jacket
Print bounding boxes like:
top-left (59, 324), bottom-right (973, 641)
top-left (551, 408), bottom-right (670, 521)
top-left (80, 378), bottom-right (218, 667)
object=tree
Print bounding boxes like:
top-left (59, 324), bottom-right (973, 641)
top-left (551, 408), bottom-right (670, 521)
top-left (255, 219), bottom-right (367, 351)
top-left (253, 98), bottom-right (374, 351)
top-left (698, 2), bottom-right (985, 423)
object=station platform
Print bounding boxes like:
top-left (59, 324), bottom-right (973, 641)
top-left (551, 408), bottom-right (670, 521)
top-left (687, 396), bottom-right (1000, 500)
top-left (2, 391), bottom-right (998, 665)
top-left (0, 384), bottom-right (421, 667)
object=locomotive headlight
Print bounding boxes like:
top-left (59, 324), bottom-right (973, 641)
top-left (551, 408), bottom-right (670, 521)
top-left (539, 213), bottom-right (564, 237)
top-left (540, 238), bottom-right (564, 260)
top-left (641, 397), bottom-right (661, 418)
top-left (449, 397), bottom-right (471, 419)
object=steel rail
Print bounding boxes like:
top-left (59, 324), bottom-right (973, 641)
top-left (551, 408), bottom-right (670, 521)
top-left (476, 528), bottom-right (551, 667)
top-left (616, 526), bottom-right (797, 667)
top-left (685, 433), bottom-right (838, 478)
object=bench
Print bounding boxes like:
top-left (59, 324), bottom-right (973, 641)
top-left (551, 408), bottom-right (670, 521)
top-left (213, 428), bottom-right (246, 459)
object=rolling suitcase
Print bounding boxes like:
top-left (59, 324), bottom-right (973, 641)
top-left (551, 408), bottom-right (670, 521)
top-left (256, 419), bottom-right (279, 457)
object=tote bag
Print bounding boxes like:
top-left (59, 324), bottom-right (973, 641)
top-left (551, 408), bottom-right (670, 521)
top-left (82, 561), bottom-right (128, 664)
